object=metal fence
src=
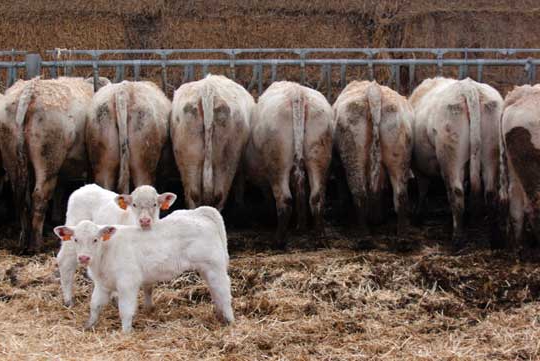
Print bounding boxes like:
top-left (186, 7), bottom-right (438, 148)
top-left (1, 48), bottom-right (540, 99)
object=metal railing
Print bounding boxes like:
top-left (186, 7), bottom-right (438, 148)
top-left (0, 48), bottom-right (539, 98)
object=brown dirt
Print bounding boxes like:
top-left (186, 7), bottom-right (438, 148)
top-left (1, 224), bottom-right (540, 360)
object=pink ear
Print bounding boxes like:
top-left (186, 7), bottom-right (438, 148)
top-left (54, 226), bottom-right (73, 241)
top-left (159, 192), bottom-right (177, 210)
top-left (99, 226), bottom-right (117, 241)
top-left (115, 195), bottom-right (132, 210)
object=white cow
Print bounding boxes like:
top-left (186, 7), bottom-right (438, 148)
top-left (56, 184), bottom-right (176, 306)
top-left (333, 80), bottom-right (413, 233)
top-left (171, 74), bottom-right (254, 210)
top-left (500, 84), bottom-right (540, 249)
top-left (244, 81), bottom-right (334, 248)
top-left (53, 207), bottom-right (233, 333)
top-left (410, 77), bottom-right (503, 250)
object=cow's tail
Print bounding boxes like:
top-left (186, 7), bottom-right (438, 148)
top-left (291, 86), bottom-right (307, 225)
top-left (201, 80), bottom-right (215, 205)
top-left (462, 80), bottom-right (482, 201)
top-left (367, 81), bottom-right (382, 193)
top-left (14, 78), bottom-right (36, 248)
top-left (115, 83), bottom-right (130, 194)
top-left (498, 109), bottom-right (510, 235)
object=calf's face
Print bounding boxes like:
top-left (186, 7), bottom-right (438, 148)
top-left (114, 185), bottom-right (176, 230)
top-left (54, 221), bottom-right (116, 266)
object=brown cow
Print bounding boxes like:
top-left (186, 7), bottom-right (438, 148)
top-left (170, 75), bottom-right (254, 210)
top-left (499, 84), bottom-right (540, 251)
top-left (86, 80), bottom-right (171, 194)
top-left (0, 77), bottom-right (95, 251)
top-left (410, 77), bottom-right (503, 250)
top-left (244, 81), bottom-right (334, 248)
top-left (333, 81), bottom-right (413, 233)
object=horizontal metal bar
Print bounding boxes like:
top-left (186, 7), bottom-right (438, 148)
top-left (36, 58), bottom-right (540, 68)
top-left (45, 48), bottom-right (540, 59)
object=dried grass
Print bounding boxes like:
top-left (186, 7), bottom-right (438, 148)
top-left (1, 226), bottom-right (540, 360)
top-left (0, 1), bottom-right (538, 95)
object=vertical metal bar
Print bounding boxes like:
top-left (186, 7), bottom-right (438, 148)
top-left (368, 61), bottom-right (374, 81)
top-left (50, 51), bottom-right (58, 79)
top-left (114, 65), bottom-right (125, 83)
top-left (271, 62), bottom-right (277, 83)
top-left (458, 65), bottom-right (467, 79)
top-left (7, 65), bottom-right (15, 88)
top-left (92, 59), bottom-right (99, 91)
top-left (257, 64), bottom-right (263, 96)
top-left (437, 51), bottom-right (444, 76)
top-left (64, 63), bottom-right (73, 77)
top-left (393, 64), bottom-right (400, 91)
top-left (25, 53), bottom-right (41, 79)
top-left (477, 63), bottom-right (483, 82)
top-left (325, 64), bottom-right (332, 100)
top-left (202, 62), bottom-right (209, 77)
top-left (340, 64), bottom-right (346, 90)
top-left (299, 52), bottom-right (306, 85)
top-left (527, 58), bottom-right (536, 84)
top-left (229, 52), bottom-right (236, 80)
top-left (133, 61), bottom-right (141, 81)
top-left (389, 65), bottom-right (397, 89)
top-left (160, 56), bottom-right (167, 93)
top-left (408, 63), bottom-right (415, 94)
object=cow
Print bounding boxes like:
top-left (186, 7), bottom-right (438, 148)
top-left (244, 81), bottom-right (334, 248)
top-left (86, 80), bottom-right (171, 194)
top-left (56, 183), bottom-right (177, 306)
top-left (170, 74), bottom-right (254, 210)
top-left (0, 77), bottom-right (99, 252)
top-left (53, 207), bottom-right (233, 333)
top-left (333, 80), bottom-right (413, 233)
top-left (410, 77), bottom-right (503, 250)
top-left (499, 84), bottom-right (540, 251)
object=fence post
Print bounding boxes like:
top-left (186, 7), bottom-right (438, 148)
top-left (25, 53), bottom-right (41, 79)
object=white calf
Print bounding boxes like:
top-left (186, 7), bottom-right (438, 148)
top-left (54, 206), bottom-right (233, 333)
top-left (56, 184), bottom-right (176, 306)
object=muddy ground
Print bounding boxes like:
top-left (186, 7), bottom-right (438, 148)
top-left (1, 198), bottom-right (540, 361)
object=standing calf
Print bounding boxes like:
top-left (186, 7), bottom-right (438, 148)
top-left (56, 184), bottom-right (176, 306)
top-left (244, 81), bottom-right (334, 248)
top-left (410, 77), bottom-right (503, 249)
top-left (54, 207), bottom-right (233, 333)
top-left (333, 81), bottom-right (413, 233)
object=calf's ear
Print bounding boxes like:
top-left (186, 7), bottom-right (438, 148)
top-left (115, 195), bottom-right (133, 210)
top-left (54, 226), bottom-right (74, 241)
top-left (158, 192), bottom-right (177, 210)
top-left (98, 226), bottom-right (117, 241)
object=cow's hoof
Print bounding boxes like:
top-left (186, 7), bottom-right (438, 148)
top-left (451, 236), bottom-right (466, 254)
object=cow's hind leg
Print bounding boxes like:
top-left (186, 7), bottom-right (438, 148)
top-left (270, 174), bottom-right (293, 249)
top-left (443, 175), bottom-right (466, 251)
top-left (305, 161), bottom-right (328, 239)
top-left (413, 173), bottom-right (430, 225)
top-left (30, 173), bottom-right (59, 252)
top-left (388, 166), bottom-right (410, 235)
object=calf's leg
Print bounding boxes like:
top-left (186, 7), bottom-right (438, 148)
top-left (200, 266), bottom-right (234, 324)
top-left (57, 243), bottom-right (78, 306)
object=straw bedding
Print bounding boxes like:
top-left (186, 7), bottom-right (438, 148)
top-left (1, 223), bottom-right (540, 360)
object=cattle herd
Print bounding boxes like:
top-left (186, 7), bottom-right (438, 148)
top-left (0, 73), bottom-right (538, 332)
